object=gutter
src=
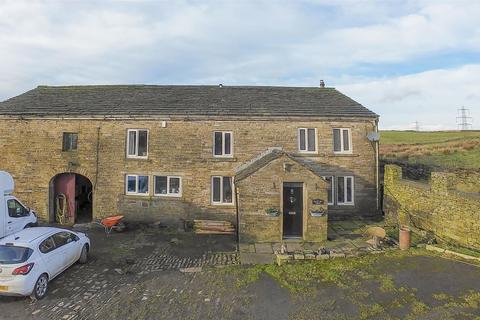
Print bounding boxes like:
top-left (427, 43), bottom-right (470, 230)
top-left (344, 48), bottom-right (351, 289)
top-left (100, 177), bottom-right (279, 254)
top-left (0, 115), bottom-right (379, 122)
top-left (93, 126), bottom-right (101, 220)
top-left (375, 118), bottom-right (380, 212)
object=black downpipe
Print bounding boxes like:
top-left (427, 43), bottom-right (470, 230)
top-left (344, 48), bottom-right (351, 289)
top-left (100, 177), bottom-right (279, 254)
top-left (94, 126), bottom-right (101, 190)
top-left (234, 182), bottom-right (240, 252)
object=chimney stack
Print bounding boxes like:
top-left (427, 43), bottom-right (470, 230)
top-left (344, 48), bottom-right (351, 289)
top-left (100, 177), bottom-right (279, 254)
top-left (319, 80), bottom-right (325, 88)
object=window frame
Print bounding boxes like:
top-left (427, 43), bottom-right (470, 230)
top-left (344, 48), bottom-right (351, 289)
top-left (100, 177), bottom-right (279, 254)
top-left (212, 131), bottom-right (234, 158)
top-left (336, 176), bottom-right (355, 206)
top-left (62, 132), bottom-right (78, 152)
top-left (211, 176), bottom-right (234, 205)
top-left (297, 128), bottom-right (318, 154)
top-left (126, 129), bottom-right (149, 159)
top-left (39, 237), bottom-right (57, 254)
top-left (153, 175), bottom-right (182, 197)
top-left (7, 199), bottom-right (29, 218)
top-left (322, 176), bottom-right (335, 205)
top-left (125, 174), bottom-right (150, 196)
top-left (52, 231), bottom-right (77, 249)
top-left (333, 128), bottom-right (352, 154)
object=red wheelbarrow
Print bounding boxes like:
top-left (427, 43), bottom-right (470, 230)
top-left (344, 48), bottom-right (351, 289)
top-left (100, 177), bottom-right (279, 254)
top-left (95, 215), bottom-right (126, 234)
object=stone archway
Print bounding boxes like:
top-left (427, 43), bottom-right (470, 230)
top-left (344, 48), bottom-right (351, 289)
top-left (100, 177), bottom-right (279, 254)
top-left (49, 172), bottom-right (93, 224)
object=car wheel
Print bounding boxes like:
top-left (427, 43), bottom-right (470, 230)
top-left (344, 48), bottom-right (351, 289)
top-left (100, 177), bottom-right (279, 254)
top-left (78, 244), bottom-right (89, 264)
top-left (31, 274), bottom-right (49, 300)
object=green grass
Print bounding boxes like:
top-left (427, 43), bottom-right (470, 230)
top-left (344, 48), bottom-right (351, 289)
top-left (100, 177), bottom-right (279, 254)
top-left (380, 130), bottom-right (480, 169)
top-left (223, 249), bottom-right (437, 293)
top-left (223, 254), bottom-right (385, 292)
top-left (406, 147), bottom-right (480, 169)
top-left (380, 130), bottom-right (480, 145)
top-left (441, 244), bottom-right (480, 258)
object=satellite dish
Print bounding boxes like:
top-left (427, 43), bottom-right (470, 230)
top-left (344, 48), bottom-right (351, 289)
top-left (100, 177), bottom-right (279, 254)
top-left (367, 132), bottom-right (380, 142)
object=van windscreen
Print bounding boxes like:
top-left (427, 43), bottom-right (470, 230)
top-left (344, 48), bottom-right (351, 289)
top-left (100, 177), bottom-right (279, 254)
top-left (0, 245), bottom-right (33, 264)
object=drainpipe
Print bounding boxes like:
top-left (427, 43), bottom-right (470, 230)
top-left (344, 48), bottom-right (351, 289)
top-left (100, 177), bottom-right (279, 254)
top-left (234, 180), bottom-right (240, 252)
top-left (94, 126), bottom-right (101, 218)
top-left (374, 119), bottom-right (380, 213)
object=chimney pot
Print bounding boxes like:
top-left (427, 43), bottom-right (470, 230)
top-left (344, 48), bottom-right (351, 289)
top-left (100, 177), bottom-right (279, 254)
top-left (319, 80), bottom-right (325, 88)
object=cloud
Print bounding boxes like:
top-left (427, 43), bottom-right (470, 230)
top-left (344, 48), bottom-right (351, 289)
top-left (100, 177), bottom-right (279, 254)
top-left (338, 64), bottom-right (480, 130)
top-left (0, 0), bottom-right (478, 130)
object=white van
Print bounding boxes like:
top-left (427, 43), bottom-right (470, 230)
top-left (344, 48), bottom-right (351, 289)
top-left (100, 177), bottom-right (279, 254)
top-left (0, 171), bottom-right (38, 238)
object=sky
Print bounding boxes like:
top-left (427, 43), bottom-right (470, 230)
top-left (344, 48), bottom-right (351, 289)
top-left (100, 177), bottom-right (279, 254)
top-left (0, 0), bottom-right (479, 130)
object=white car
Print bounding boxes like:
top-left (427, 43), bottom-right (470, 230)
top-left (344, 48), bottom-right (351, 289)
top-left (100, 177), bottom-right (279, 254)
top-left (0, 227), bottom-right (90, 299)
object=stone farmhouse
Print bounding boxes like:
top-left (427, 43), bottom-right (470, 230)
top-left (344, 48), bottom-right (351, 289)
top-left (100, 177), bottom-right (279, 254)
top-left (0, 84), bottom-right (379, 242)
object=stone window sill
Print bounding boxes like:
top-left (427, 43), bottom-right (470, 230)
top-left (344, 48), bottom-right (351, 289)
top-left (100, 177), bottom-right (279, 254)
top-left (123, 194), bottom-right (151, 200)
top-left (211, 157), bottom-right (238, 162)
top-left (327, 153), bottom-right (359, 158)
top-left (293, 153), bottom-right (359, 158)
top-left (293, 153), bottom-right (326, 158)
top-left (209, 203), bottom-right (235, 208)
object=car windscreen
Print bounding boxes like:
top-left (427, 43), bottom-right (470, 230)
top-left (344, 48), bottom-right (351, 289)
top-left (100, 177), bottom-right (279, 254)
top-left (0, 245), bottom-right (33, 265)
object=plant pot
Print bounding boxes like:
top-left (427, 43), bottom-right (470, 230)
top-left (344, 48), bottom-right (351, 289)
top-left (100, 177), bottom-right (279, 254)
top-left (265, 209), bottom-right (280, 217)
top-left (399, 226), bottom-right (411, 250)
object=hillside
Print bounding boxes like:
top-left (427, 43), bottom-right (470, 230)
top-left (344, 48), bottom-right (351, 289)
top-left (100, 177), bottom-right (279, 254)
top-left (380, 131), bottom-right (480, 170)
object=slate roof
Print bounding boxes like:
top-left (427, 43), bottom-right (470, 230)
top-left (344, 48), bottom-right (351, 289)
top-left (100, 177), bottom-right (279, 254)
top-left (235, 148), bottom-right (357, 182)
top-left (235, 148), bottom-right (287, 181)
top-left (235, 148), bottom-right (326, 182)
top-left (292, 157), bottom-right (355, 176)
top-left (0, 85), bottom-right (378, 118)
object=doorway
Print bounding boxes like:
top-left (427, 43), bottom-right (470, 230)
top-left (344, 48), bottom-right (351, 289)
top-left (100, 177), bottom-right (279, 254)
top-left (50, 173), bottom-right (93, 224)
top-left (283, 182), bottom-right (303, 238)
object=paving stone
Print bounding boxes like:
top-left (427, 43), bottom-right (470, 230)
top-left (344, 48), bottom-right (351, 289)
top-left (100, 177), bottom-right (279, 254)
top-left (293, 253), bottom-right (305, 260)
top-left (275, 254), bottom-right (293, 266)
top-left (255, 243), bottom-right (273, 254)
top-left (285, 243), bottom-right (302, 251)
top-left (240, 252), bottom-right (274, 265)
top-left (239, 244), bottom-right (252, 253)
top-left (179, 267), bottom-right (202, 273)
top-left (304, 253), bottom-right (316, 260)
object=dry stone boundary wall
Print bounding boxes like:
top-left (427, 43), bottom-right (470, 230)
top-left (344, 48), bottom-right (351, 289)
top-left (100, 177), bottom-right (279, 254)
top-left (384, 164), bottom-right (480, 249)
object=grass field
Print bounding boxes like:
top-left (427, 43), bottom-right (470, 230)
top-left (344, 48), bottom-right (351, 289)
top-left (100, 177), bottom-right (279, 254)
top-left (380, 131), bottom-right (480, 169)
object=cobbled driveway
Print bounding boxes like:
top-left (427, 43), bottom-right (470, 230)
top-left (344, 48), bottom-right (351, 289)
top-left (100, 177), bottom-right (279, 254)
top-left (0, 225), bottom-right (238, 320)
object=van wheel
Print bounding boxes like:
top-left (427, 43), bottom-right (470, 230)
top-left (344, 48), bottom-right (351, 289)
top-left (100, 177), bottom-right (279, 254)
top-left (31, 274), bottom-right (49, 300)
top-left (78, 245), bottom-right (89, 264)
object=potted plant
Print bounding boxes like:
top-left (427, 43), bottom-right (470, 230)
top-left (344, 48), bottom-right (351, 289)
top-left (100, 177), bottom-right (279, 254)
top-left (265, 208), bottom-right (280, 217)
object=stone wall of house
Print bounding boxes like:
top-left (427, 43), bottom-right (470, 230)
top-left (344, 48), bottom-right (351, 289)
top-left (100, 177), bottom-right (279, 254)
top-left (236, 155), bottom-right (328, 242)
top-left (0, 117), bottom-right (377, 224)
top-left (384, 164), bottom-right (480, 249)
